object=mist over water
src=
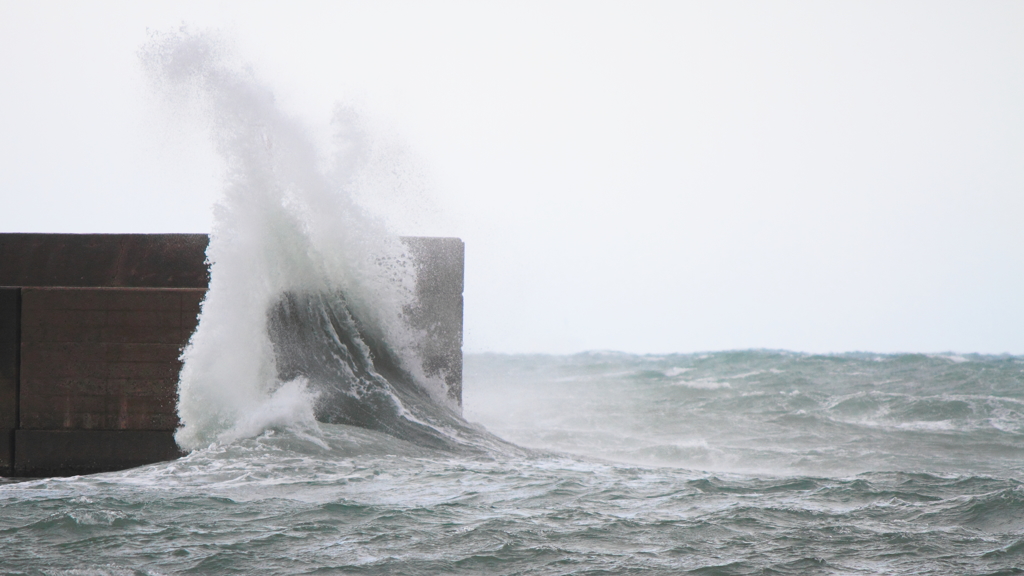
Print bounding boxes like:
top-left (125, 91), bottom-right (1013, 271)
top-left (465, 351), bottom-right (1024, 477)
top-left (2, 31), bottom-right (1024, 576)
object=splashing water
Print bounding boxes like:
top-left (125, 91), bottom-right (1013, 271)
top-left (4, 30), bottom-right (1024, 576)
top-left (141, 30), bottom-right (457, 451)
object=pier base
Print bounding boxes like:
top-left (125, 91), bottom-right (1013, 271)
top-left (0, 234), bottom-right (463, 477)
top-left (14, 430), bottom-right (181, 477)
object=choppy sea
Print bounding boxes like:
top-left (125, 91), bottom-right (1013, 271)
top-left (6, 32), bottom-right (1021, 575)
top-left (3, 350), bottom-right (1024, 575)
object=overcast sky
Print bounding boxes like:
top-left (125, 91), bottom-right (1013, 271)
top-left (1, 1), bottom-right (1022, 354)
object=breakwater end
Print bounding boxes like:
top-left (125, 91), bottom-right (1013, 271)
top-left (0, 233), bottom-right (463, 477)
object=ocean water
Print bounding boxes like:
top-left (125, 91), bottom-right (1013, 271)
top-left (4, 31), bottom-right (1023, 575)
top-left (3, 351), bottom-right (1024, 575)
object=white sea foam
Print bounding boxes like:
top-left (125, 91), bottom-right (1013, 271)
top-left (672, 378), bottom-right (731, 390)
top-left (727, 370), bottom-right (764, 379)
top-left (216, 379), bottom-right (326, 448)
top-left (928, 353), bottom-right (971, 364)
top-left (663, 367), bottom-right (691, 377)
top-left (893, 420), bottom-right (958, 432)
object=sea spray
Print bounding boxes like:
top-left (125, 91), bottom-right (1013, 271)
top-left (141, 30), bottom-right (448, 450)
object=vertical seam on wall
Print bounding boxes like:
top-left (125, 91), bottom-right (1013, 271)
top-left (9, 287), bottom-right (21, 471)
top-left (113, 237), bottom-right (129, 287)
top-left (14, 287), bottom-right (20, 432)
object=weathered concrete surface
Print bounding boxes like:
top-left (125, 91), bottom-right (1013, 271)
top-left (0, 233), bottom-right (209, 288)
top-left (404, 237), bottom-right (465, 404)
top-left (0, 233), bottom-right (208, 477)
top-left (19, 287), bottom-right (203, 432)
top-left (14, 430), bottom-right (182, 477)
top-left (0, 289), bottom-right (18, 475)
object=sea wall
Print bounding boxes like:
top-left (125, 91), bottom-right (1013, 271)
top-left (0, 233), bottom-right (463, 477)
top-left (404, 237), bottom-right (464, 403)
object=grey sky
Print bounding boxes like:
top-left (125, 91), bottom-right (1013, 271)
top-left (1, 1), bottom-right (1022, 354)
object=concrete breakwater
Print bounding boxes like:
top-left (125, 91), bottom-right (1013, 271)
top-left (0, 233), bottom-right (463, 477)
